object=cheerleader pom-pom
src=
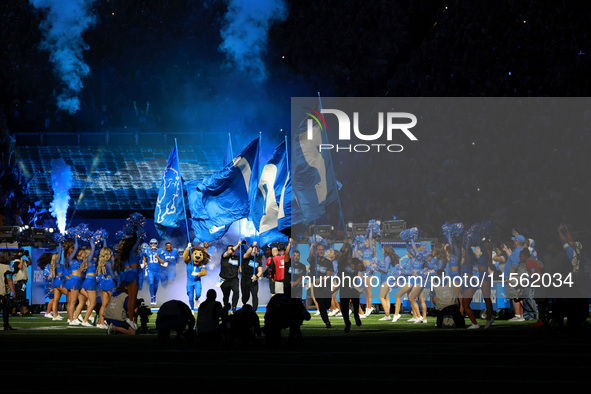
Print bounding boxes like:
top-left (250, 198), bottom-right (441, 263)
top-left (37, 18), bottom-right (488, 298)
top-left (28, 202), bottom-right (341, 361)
top-left (79, 224), bottom-right (93, 241)
top-left (353, 235), bottom-right (366, 247)
top-left (400, 227), bottom-right (418, 242)
top-left (91, 228), bottom-right (108, 244)
top-left (115, 224), bottom-right (135, 240)
top-left (126, 213), bottom-right (146, 236)
top-left (53, 232), bottom-right (65, 244)
top-left (417, 249), bottom-right (431, 262)
top-left (66, 223), bottom-right (91, 240)
top-left (367, 219), bottom-right (381, 236)
top-left (400, 229), bottom-right (411, 241)
top-left (451, 222), bottom-right (464, 237)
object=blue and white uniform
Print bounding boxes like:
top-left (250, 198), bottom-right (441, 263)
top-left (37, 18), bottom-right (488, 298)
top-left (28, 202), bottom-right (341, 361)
top-left (82, 256), bottom-right (98, 291)
top-left (65, 259), bottom-right (84, 290)
top-left (145, 248), bottom-right (161, 303)
top-left (159, 248), bottom-right (179, 284)
top-left (186, 259), bottom-right (206, 310)
top-left (98, 259), bottom-right (118, 292)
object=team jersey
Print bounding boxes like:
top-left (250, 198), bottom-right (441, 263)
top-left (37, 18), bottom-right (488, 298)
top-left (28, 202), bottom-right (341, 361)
top-left (271, 254), bottom-right (285, 281)
top-left (160, 249), bottom-right (179, 266)
top-left (145, 249), bottom-right (162, 273)
top-left (186, 260), bottom-right (205, 280)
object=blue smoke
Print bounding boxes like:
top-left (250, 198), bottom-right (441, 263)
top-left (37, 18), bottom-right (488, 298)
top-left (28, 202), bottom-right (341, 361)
top-left (30, 0), bottom-right (96, 114)
top-left (49, 158), bottom-right (73, 234)
top-left (219, 0), bottom-right (288, 81)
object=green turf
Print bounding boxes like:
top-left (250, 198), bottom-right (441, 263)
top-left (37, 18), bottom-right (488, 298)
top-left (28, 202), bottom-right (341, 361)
top-left (3, 311), bottom-right (536, 334)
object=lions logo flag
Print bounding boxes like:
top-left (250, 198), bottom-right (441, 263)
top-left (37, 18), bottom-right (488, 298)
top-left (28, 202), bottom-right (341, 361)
top-left (154, 145), bottom-right (184, 238)
top-left (187, 137), bottom-right (260, 242)
top-left (251, 141), bottom-right (290, 245)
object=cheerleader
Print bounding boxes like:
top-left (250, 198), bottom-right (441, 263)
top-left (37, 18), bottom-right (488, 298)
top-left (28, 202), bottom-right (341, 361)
top-left (391, 250), bottom-right (413, 323)
top-left (353, 227), bottom-right (376, 316)
top-left (406, 239), bottom-right (428, 323)
top-left (80, 240), bottom-right (100, 326)
top-left (97, 244), bottom-right (118, 329)
top-left (427, 243), bottom-right (447, 287)
top-left (114, 230), bottom-right (142, 324)
top-left (73, 246), bottom-right (92, 323)
top-left (65, 238), bottom-right (85, 325)
top-left (48, 243), bottom-right (66, 320)
top-left (377, 245), bottom-right (398, 321)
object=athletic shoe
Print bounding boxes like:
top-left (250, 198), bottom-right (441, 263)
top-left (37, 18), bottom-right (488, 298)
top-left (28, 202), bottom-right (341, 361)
top-left (509, 315), bottom-right (525, 322)
top-left (408, 317), bottom-right (418, 323)
top-left (467, 324), bottom-right (480, 329)
top-left (484, 319), bottom-right (494, 329)
top-left (420, 317), bottom-right (428, 323)
top-left (44, 313), bottom-right (53, 318)
top-left (215, 280), bottom-right (223, 288)
top-left (313, 311), bottom-right (321, 316)
top-left (379, 316), bottom-right (391, 321)
top-left (328, 310), bottom-right (338, 317)
top-left (391, 314), bottom-right (401, 323)
top-left (195, 300), bottom-right (201, 309)
top-left (107, 323), bottom-right (115, 335)
top-left (335, 312), bottom-right (342, 317)
top-left (52, 315), bottom-right (63, 321)
top-left (125, 318), bottom-right (138, 330)
top-left (413, 317), bottom-right (424, 324)
top-left (77, 314), bottom-right (84, 322)
top-left (358, 314), bottom-right (367, 319)
top-left (69, 319), bottom-right (81, 326)
top-left (81, 321), bottom-right (93, 327)
top-left (366, 306), bottom-right (374, 316)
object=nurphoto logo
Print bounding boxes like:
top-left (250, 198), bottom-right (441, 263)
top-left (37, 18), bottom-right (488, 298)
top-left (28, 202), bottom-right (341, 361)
top-left (305, 107), bottom-right (418, 153)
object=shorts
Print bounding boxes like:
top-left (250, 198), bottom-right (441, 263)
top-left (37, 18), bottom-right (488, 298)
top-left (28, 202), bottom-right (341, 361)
top-left (274, 280), bottom-right (284, 295)
top-left (83, 276), bottom-right (98, 291)
top-left (65, 275), bottom-right (83, 291)
top-left (99, 278), bottom-right (116, 292)
top-left (51, 277), bottom-right (64, 289)
top-left (121, 268), bottom-right (140, 285)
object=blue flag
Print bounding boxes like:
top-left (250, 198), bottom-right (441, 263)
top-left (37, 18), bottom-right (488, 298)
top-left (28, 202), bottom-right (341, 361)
top-left (292, 109), bottom-right (338, 224)
top-left (187, 137), bottom-right (260, 242)
top-left (154, 145), bottom-right (184, 238)
top-left (251, 141), bottom-right (291, 245)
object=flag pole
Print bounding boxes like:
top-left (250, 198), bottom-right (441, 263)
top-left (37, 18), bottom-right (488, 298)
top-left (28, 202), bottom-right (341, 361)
top-left (176, 138), bottom-right (191, 245)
